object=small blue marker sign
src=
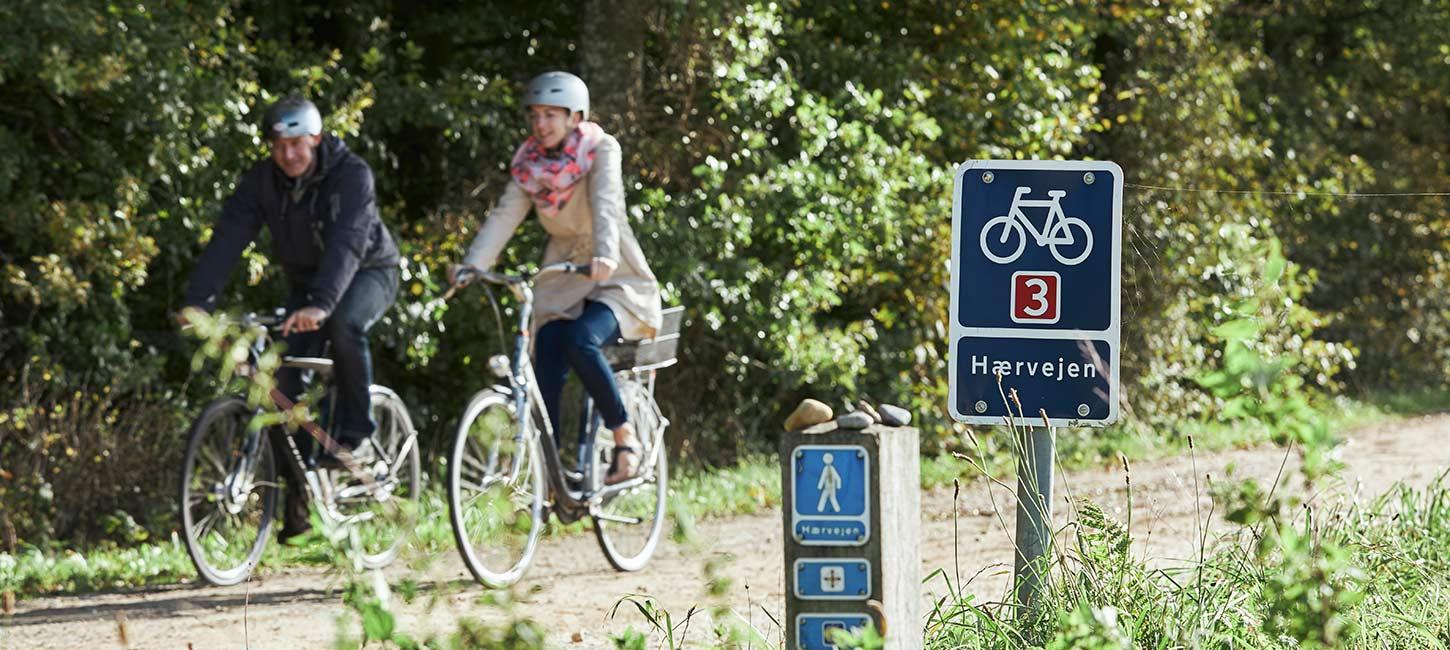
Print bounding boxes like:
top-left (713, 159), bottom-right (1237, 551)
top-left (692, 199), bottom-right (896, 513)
top-left (794, 558), bottom-right (871, 600)
top-left (791, 445), bottom-right (870, 546)
top-left (796, 614), bottom-right (872, 650)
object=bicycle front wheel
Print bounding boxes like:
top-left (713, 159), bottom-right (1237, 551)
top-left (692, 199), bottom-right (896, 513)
top-left (179, 396), bottom-right (278, 586)
top-left (592, 389), bottom-right (669, 571)
top-left (448, 389), bottom-right (546, 587)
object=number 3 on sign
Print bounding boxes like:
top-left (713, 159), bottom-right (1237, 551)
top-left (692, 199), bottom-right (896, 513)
top-left (1011, 271), bottom-right (1060, 324)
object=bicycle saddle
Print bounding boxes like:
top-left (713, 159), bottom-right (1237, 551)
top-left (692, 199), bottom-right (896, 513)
top-left (281, 356), bottom-right (334, 375)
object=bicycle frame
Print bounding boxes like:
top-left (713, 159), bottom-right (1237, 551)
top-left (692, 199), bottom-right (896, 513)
top-left (1007, 187), bottom-right (1074, 245)
top-left (228, 312), bottom-right (414, 526)
top-left (462, 264), bottom-right (654, 523)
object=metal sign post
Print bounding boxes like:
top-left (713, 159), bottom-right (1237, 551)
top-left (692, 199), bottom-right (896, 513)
top-left (783, 422), bottom-right (920, 650)
top-left (948, 159), bottom-right (1123, 612)
top-left (1012, 424), bottom-right (1055, 610)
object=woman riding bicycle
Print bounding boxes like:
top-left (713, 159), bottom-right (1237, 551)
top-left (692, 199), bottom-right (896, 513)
top-left (450, 71), bottom-right (662, 485)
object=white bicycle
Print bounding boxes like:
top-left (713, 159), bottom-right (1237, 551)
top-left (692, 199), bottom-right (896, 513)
top-left (979, 186), bottom-right (1094, 265)
top-left (444, 263), bottom-right (681, 587)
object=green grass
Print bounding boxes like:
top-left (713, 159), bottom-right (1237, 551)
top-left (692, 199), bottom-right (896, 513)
top-left (0, 535), bottom-right (195, 595)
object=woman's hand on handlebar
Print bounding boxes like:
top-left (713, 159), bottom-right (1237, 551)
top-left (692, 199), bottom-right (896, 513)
top-left (448, 263), bottom-right (479, 288)
top-left (589, 257), bottom-right (617, 282)
top-left (442, 263), bottom-right (480, 301)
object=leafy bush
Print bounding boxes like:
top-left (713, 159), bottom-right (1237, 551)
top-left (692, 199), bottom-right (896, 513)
top-left (0, 372), bottom-right (186, 547)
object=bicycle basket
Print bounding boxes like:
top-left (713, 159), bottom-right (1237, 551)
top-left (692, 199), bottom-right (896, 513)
top-left (604, 306), bottom-right (683, 371)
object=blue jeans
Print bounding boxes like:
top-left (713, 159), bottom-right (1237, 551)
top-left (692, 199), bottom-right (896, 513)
top-left (535, 300), bottom-right (628, 445)
top-left (277, 266), bottom-right (398, 453)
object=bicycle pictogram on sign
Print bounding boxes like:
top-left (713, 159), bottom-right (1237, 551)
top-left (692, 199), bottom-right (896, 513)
top-left (979, 186), bottom-right (1094, 266)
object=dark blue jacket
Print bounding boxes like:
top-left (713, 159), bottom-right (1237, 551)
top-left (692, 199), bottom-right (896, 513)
top-left (183, 135), bottom-right (400, 314)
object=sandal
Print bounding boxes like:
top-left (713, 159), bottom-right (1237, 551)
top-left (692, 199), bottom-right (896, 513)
top-left (605, 445), bottom-right (640, 485)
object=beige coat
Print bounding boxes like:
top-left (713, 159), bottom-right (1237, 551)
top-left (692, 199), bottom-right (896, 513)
top-left (463, 134), bottom-right (662, 340)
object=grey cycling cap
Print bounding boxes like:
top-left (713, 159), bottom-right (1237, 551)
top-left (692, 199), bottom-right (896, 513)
top-left (262, 96), bottom-right (323, 139)
top-left (524, 72), bottom-right (589, 121)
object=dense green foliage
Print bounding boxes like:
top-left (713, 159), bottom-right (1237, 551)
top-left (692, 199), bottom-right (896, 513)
top-left (2, 1), bottom-right (1447, 547)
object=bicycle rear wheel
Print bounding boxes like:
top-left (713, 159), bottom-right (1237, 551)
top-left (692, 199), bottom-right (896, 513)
top-left (179, 396), bottom-right (278, 586)
top-left (592, 383), bottom-right (669, 571)
top-left (448, 389), bottom-right (545, 587)
top-left (333, 386), bottom-right (422, 569)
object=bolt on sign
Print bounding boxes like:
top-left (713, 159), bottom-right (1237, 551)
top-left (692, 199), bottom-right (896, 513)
top-left (948, 160), bottom-right (1123, 427)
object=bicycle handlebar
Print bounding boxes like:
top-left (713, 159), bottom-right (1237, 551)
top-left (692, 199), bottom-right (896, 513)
top-left (244, 312), bottom-right (286, 328)
top-left (243, 308), bottom-right (319, 336)
top-left (446, 262), bottom-right (590, 300)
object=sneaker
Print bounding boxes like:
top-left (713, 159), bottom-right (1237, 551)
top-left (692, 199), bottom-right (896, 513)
top-left (278, 487), bottom-right (312, 543)
top-left (277, 523), bottom-right (313, 545)
top-left (317, 439), bottom-right (376, 471)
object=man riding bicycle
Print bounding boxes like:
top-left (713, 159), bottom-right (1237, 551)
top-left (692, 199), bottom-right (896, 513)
top-left (177, 96), bottom-right (400, 541)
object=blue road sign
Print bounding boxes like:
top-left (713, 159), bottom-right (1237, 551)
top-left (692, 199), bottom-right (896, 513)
top-left (796, 613), bottom-right (873, 650)
top-left (794, 558), bottom-right (871, 600)
top-left (790, 445), bottom-right (870, 546)
top-left (949, 160), bottom-right (1122, 427)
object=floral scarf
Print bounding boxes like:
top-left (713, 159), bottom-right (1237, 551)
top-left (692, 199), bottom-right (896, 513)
top-left (510, 121), bottom-right (604, 218)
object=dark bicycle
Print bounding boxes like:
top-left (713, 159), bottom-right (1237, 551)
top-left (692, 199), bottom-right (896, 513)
top-left (446, 262), bottom-right (682, 587)
top-left (178, 309), bottom-right (422, 586)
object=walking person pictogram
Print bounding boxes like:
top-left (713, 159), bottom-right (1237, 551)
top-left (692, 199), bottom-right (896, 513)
top-left (816, 453), bottom-right (842, 512)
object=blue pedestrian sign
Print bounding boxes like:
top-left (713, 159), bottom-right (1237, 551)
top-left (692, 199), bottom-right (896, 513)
top-left (794, 558), bottom-right (871, 600)
top-left (790, 445), bottom-right (870, 546)
top-left (796, 613), bottom-right (872, 650)
top-left (949, 160), bottom-right (1122, 427)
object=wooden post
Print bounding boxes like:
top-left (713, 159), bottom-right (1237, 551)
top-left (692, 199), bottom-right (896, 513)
top-left (782, 422), bottom-right (920, 650)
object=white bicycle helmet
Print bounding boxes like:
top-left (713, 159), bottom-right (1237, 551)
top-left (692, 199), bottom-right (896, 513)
top-left (262, 96), bottom-right (323, 139)
top-left (523, 72), bottom-right (589, 121)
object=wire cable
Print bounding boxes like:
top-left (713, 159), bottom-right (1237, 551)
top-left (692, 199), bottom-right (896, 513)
top-left (1126, 182), bottom-right (1450, 198)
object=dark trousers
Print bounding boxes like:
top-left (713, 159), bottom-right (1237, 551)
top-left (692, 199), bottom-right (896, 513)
top-left (535, 300), bottom-right (629, 445)
top-left (277, 266), bottom-right (398, 455)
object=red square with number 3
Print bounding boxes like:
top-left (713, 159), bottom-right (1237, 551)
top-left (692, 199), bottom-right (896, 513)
top-left (1011, 271), bottom-right (1061, 324)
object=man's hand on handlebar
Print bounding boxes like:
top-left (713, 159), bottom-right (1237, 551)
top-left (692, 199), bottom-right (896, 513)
top-left (281, 306), bottom-right (328, 336)
top-left (175, 306), bottom-right (205, 329)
